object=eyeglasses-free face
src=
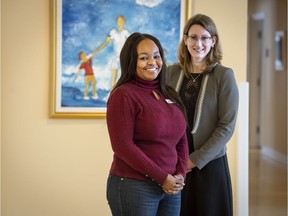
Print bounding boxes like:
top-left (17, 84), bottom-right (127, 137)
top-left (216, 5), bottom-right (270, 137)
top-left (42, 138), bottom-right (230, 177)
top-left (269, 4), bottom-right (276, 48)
top-left (136, 39), bottom-right (162, 81)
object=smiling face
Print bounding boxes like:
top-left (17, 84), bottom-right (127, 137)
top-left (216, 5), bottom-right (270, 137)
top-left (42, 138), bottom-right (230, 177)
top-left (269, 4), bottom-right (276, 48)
top-left (184, 24), bottom-right (216, 63)
top-left (136, 39), bottom-right (163, 81)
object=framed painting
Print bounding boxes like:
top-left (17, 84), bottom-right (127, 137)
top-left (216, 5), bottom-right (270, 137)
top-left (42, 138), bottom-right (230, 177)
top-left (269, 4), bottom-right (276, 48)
top-left (50, 0), bottom-right (190, 118)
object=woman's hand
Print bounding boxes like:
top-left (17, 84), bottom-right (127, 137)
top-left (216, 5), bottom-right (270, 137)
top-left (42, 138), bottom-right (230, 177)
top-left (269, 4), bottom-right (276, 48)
top-left (187, 159), bottom-right (196, 172)
top-left (162, 174), bottom-right (185, 195)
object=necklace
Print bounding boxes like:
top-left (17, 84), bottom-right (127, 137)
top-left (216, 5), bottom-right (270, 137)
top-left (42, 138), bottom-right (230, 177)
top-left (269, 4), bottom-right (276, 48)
top-left (191, 73), bottom-right (202, 83)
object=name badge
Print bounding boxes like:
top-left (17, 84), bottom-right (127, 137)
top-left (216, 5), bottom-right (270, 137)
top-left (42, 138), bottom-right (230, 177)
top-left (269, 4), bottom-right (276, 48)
top-left (165, 99), bottom-right (174, 104)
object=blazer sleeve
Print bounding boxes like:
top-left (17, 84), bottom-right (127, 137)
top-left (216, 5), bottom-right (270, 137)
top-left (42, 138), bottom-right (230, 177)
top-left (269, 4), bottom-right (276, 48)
top-left (190, 68), bottom-right (239, 169)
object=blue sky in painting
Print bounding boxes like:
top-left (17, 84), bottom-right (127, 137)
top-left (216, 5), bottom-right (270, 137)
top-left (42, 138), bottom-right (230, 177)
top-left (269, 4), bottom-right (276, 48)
top-left (61, 0), bottom-right (181, 107)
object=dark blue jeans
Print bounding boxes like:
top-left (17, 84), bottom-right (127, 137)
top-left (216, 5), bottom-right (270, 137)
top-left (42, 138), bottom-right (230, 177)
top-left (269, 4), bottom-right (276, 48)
top-left (106, 174), bottom-right (181, 216)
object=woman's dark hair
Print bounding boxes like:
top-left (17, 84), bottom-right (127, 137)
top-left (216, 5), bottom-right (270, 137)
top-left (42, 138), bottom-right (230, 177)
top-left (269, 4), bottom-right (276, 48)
top-left (112, 32), bottom-right (186, 118)
top-left (178, 14), bottom-right (223, 76)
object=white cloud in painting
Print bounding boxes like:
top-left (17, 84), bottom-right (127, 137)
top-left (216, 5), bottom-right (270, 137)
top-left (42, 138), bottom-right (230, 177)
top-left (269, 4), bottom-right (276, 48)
top-left (135, 0), bottom-right (165, 8)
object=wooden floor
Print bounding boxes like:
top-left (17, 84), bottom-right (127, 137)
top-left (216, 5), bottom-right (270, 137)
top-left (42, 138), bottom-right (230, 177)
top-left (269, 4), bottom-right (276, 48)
top-left (249, 149), bottom-right (287, 216)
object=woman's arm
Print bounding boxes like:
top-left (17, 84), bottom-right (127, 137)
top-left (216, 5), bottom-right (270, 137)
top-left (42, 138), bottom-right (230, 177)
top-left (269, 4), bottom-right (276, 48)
top-left (190, 68), bottom-right (239, 169)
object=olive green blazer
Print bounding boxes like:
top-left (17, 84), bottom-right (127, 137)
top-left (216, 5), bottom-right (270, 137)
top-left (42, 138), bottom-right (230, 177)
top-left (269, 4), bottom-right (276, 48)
top-left (167, 63), bottom-right (239, 169)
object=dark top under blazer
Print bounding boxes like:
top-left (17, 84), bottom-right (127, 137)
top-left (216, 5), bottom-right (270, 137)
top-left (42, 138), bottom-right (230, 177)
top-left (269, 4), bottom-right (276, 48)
top-left (167, 63), bottom-right (239, 169)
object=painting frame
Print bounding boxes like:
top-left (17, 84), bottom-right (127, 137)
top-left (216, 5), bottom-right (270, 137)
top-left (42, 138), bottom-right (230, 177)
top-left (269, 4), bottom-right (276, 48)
top-left (50, 0), bottom-right (190, 118)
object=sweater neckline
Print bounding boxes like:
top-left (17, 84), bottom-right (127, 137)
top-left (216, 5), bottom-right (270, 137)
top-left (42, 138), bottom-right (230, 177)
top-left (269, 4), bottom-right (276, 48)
top-left (132, 76), bottom-right (160, 90)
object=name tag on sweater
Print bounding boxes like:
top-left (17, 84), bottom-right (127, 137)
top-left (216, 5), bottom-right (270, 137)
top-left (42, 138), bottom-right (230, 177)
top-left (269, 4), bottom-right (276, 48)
top-left (165, 99), bottom-right (174, 104)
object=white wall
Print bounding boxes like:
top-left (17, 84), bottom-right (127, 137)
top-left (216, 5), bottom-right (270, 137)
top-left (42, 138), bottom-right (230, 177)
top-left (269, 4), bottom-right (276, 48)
top-left (1, 0), bottom-right (247, 215)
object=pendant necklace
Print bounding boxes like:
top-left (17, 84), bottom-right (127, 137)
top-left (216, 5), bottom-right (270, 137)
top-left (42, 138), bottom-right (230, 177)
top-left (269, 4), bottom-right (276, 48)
top-left (191, 73), bottom-right (202, 83)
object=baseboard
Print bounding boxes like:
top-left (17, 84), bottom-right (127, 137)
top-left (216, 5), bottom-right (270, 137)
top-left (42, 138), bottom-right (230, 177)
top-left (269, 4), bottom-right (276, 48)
top-left (261, 146), bottom-right (287, 165)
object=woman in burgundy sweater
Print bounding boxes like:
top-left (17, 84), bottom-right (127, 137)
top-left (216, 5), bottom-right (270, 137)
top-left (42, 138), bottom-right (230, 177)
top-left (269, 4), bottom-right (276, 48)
top-left (106, 32), bottom-right (189, 216)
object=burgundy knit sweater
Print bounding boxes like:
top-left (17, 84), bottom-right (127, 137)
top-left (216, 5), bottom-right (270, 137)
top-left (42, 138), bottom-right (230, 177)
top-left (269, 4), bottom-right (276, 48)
top-left (106, 76), bottom-right (188, 185)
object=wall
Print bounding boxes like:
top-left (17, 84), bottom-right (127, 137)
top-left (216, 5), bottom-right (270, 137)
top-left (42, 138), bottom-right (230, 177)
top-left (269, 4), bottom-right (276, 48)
top-left (1, 0), bottom-right (247, 215)
top-left (0, 0), bottom-right (2, 213)
top-left (2, 1), bottom-right (112, 215)
top-left (248, 0), bottom-right (287, 162)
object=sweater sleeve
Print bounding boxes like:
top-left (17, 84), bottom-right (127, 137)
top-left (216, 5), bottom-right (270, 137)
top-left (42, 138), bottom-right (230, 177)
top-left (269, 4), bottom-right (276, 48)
top-left (175, 133), bottom-right (189, 178)
top-left (106, 88), bottom-right (169, 184)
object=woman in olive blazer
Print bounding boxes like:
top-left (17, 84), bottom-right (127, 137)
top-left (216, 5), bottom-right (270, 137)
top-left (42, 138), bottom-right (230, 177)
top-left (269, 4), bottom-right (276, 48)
top-left (166, 14), bottom-right (239, 216)
top-left (167, 63), bottom-right (238, 169)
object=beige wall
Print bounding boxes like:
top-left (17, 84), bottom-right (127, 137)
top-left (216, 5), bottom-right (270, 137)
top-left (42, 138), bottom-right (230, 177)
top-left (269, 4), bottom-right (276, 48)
top-left (0, 0), bottom-right (2, 213)
top-left (1, 0), bottom-right (247, 215)
top-left (248, 0), bottom-right (287, 160)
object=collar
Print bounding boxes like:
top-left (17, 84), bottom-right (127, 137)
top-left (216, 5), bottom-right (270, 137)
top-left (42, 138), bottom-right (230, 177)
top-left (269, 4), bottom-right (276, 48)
top-left (132, 76), bottom-right (160, 90)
